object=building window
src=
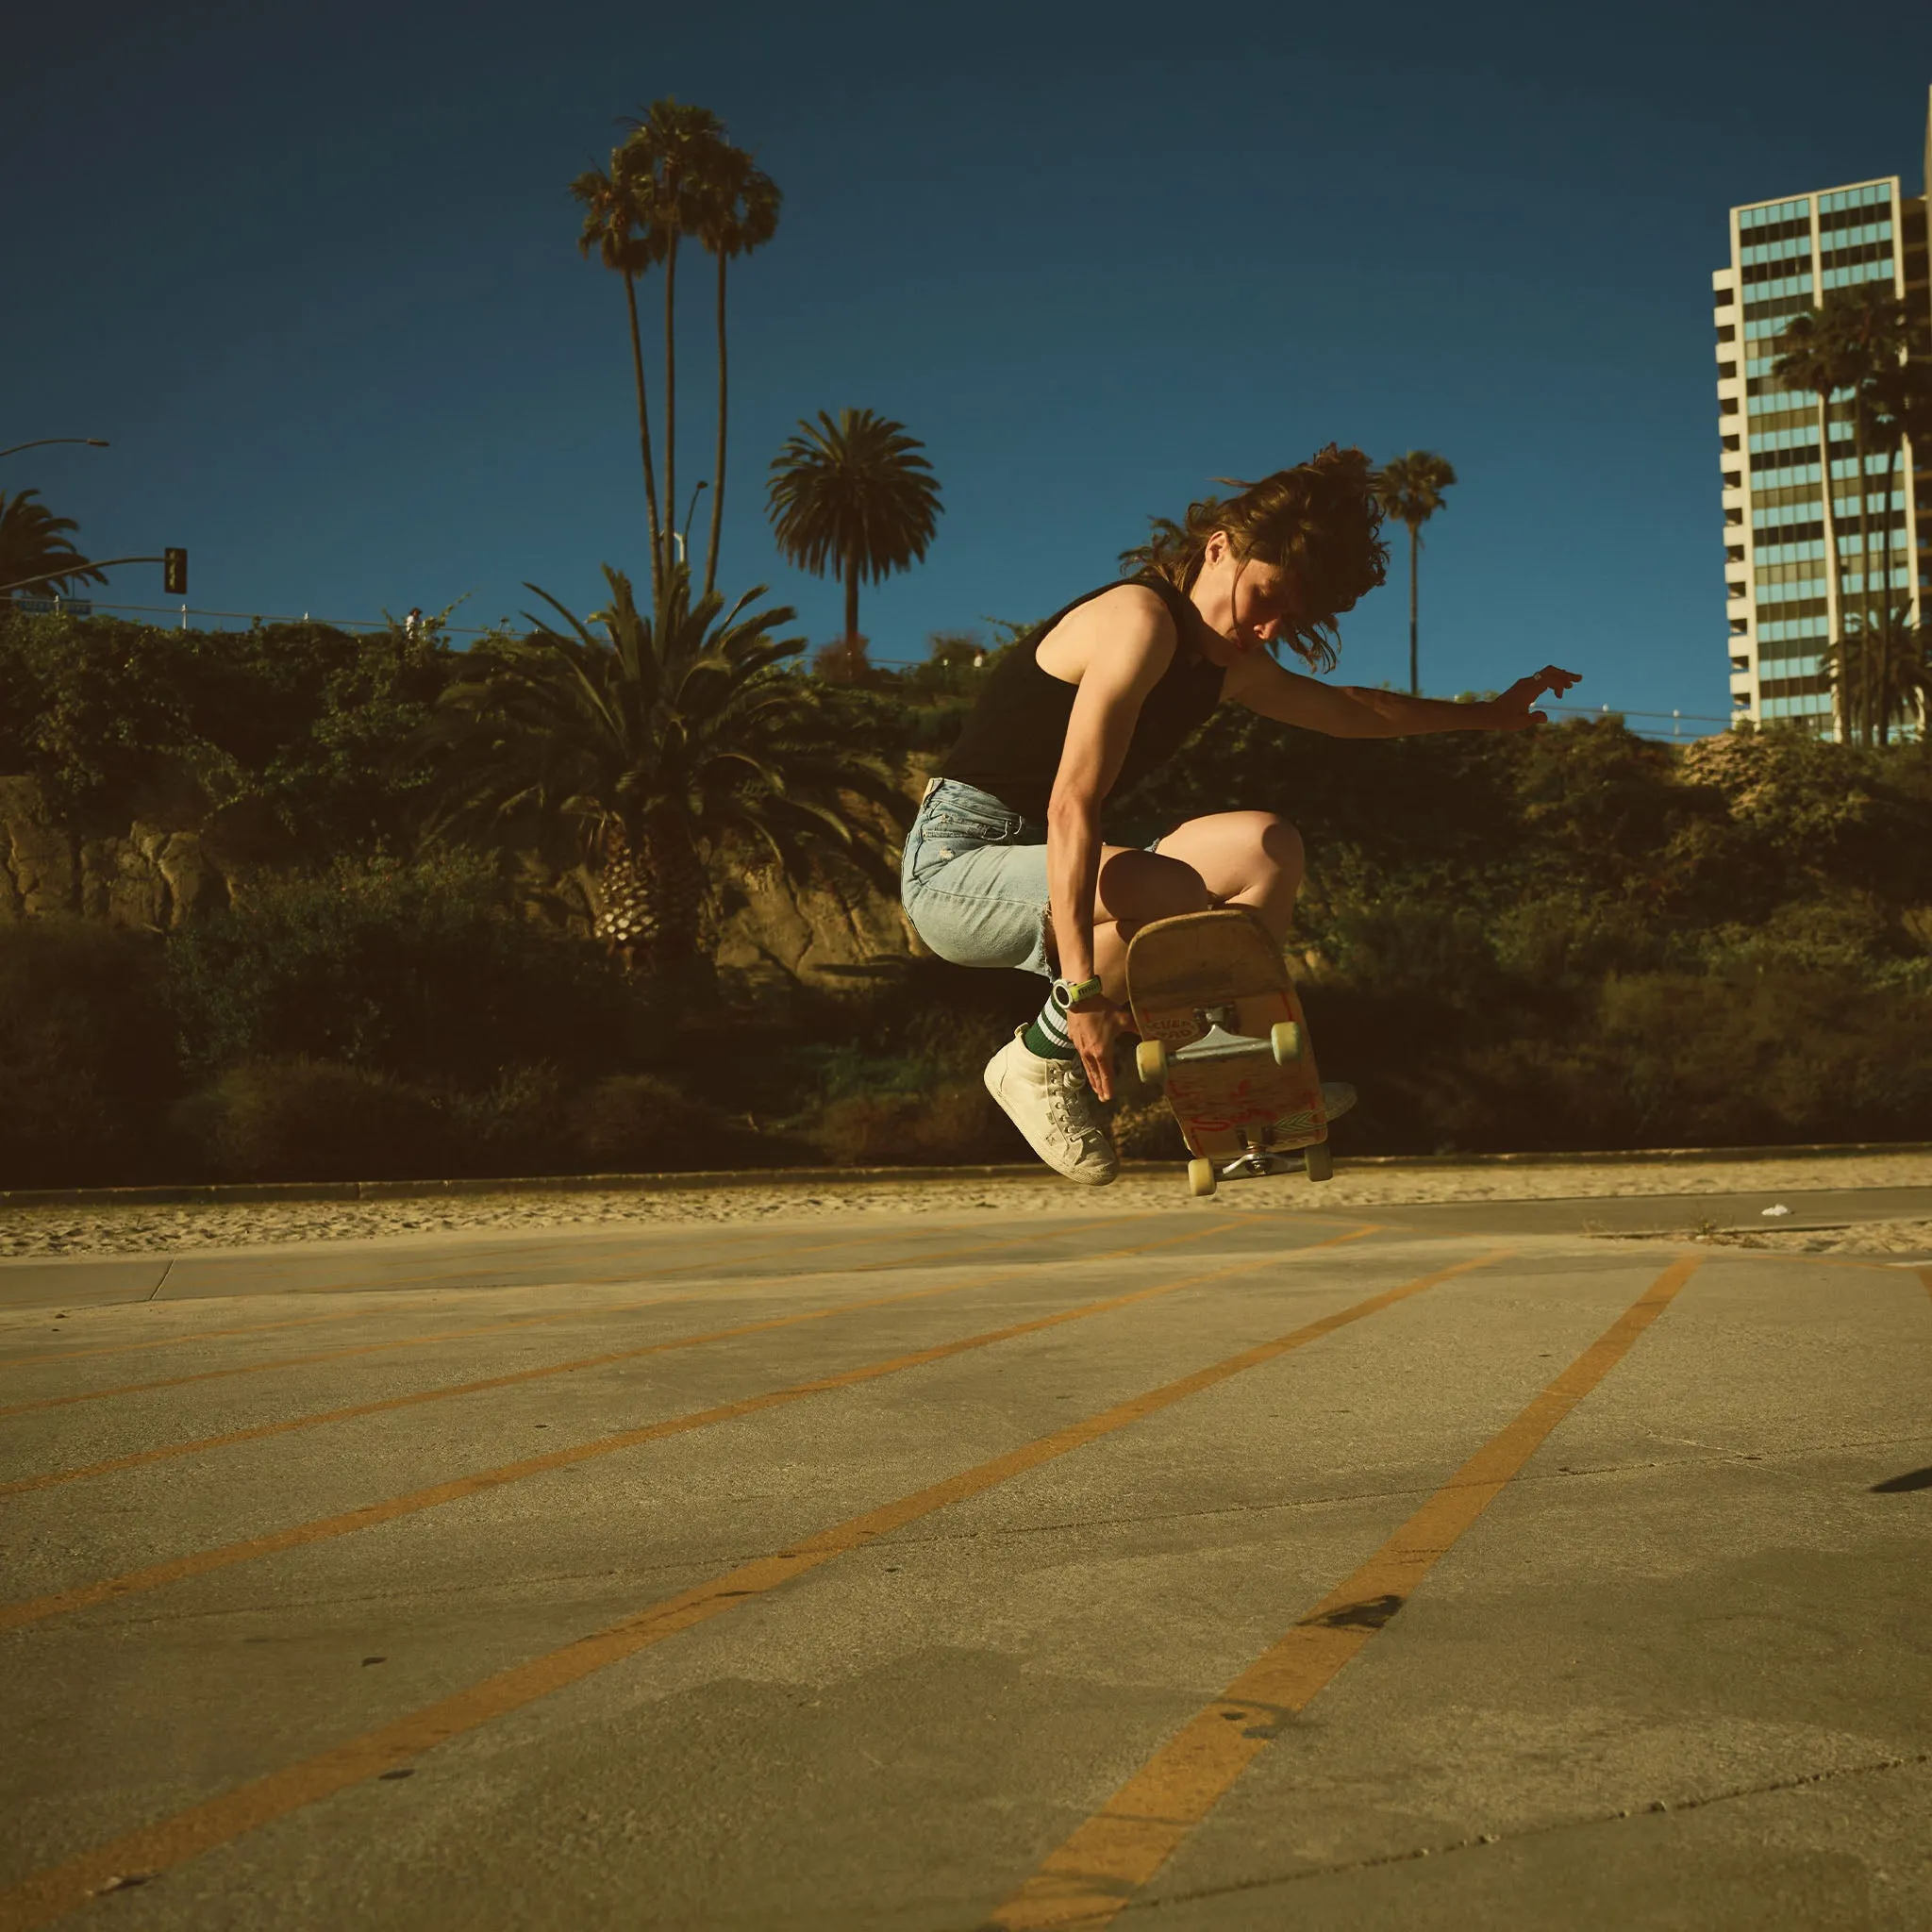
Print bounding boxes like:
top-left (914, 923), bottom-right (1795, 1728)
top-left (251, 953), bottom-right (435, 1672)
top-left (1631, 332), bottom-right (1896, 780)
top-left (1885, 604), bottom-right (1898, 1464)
top-left (1717, 324), bottom-right (1736, 342)
top-left (1740, 198), bottom-right (1811, 233)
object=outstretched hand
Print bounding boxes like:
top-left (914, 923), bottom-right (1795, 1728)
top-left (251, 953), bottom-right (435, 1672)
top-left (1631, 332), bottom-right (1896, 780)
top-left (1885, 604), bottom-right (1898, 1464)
top-left (1486, 666), bottom-right (1582, 731)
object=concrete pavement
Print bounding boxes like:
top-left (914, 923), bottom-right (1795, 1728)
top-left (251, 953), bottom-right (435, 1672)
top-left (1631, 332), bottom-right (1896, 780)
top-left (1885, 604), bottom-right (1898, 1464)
top-left (0, 1186), bottom-right (1926, 1928)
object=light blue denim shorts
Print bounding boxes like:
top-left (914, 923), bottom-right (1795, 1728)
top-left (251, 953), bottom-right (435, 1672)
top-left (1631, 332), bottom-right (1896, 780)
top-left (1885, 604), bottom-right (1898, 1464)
top-left (900, 778), bottom-right (1054, 977)
top-left (899, 777), bottom-right (1173, 980)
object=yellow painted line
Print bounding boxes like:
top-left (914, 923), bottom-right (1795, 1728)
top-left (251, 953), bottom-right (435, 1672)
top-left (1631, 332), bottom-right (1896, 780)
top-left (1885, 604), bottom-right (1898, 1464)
top-left (0, 1235), bottom-right (1491, 1932)
top-left (0, 1220), bottom-right (1370, 1633)
top-left (987, 1253), bottom-right (1701, 1931)
top-left (0, 1216), bottom-right (1202, 1497)
top-left (0, 1213), bottom-right (1159, 1419)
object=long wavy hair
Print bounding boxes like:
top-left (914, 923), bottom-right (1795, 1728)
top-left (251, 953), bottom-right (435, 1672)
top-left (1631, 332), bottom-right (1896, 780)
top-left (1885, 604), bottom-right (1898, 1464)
top-left (1119, 443), bottom-right (1388, 672)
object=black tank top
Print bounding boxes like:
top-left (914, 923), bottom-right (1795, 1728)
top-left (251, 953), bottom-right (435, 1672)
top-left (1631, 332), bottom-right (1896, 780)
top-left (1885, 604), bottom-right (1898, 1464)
top-left (940, 575), bottom-right (1224, 822)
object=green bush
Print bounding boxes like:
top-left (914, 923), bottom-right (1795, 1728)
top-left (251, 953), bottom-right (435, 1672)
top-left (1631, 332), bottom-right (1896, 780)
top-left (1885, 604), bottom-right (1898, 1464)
top-left (170, 1058), bottom-right (450, 1182)
top-left (0, 608), bottom-right (457, 847)
top-left (443, 1065), bottom-right (572, 1176)
top-left (165, 853), bottom-right (653, 1084)
top-left (566, 1074), bottom-right (737, 1172)
top-left (0, 920), bottom-right (177, 1187)
top-left (809, 1081), bottom-right (1020, 1166)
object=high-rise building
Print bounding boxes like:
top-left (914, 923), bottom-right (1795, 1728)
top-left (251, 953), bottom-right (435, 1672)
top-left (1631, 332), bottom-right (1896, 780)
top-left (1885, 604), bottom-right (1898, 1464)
top-left (1713, 89), bottom-right (1932, 734)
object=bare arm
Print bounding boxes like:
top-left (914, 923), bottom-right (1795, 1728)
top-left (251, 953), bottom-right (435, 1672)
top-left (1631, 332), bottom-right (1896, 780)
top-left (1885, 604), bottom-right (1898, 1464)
top-left (1043, 591), bottom-right (1174, 989)
top-left (1224, 651), bottom-right (1581, 737)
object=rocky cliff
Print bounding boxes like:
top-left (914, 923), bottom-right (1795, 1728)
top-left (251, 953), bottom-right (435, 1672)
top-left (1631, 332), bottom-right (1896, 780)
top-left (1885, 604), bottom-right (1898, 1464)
top-left (0, 776), bottom-right (233, 931)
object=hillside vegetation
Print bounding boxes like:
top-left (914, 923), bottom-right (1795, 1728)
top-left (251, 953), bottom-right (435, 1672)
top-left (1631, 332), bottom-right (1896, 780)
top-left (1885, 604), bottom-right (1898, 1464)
top-left (3, 607), bottom-right (1930, 1187)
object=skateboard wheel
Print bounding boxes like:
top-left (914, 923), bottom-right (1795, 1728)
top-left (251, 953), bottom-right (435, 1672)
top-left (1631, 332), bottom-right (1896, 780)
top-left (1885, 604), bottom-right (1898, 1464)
top-left (1304, 1141), bottom-right (1334, 1183)
top-left (1135, 1039), bottom-right (1168, 1092)
top-left (1270, 1021), bottom-right (1304, 1067)
top-left (1187, 1158), bottom-right (1217, 1198)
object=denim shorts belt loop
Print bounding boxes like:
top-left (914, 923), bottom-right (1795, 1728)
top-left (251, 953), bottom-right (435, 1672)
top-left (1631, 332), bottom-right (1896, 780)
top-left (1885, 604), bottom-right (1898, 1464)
top-left (900, 778), bottom-right (1055, 978)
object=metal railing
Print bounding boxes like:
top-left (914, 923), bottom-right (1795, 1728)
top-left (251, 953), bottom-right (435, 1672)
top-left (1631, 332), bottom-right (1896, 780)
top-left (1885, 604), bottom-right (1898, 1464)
top-left (1, 598), bottom-right (1747, 740)
top-left (0, 597), bottom-right (504, 638)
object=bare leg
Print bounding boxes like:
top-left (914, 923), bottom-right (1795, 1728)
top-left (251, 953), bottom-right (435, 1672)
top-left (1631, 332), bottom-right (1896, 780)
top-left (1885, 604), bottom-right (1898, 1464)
top-left (1148, 811), bottom-right (1306, 940)
top-left (1079, 812), bottom-right (1304, 996)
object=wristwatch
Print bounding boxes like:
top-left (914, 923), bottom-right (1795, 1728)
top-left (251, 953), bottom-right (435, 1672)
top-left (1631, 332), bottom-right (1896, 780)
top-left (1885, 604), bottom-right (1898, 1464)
top-left (1050, 974), bottom-right (1105, 1012)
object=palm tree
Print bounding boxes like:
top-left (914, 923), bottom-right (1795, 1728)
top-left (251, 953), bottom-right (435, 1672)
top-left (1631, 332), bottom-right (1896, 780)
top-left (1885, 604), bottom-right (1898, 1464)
top-left (1772, 308), bottom-right (1864, 737)
top-left (1859, 619), bottom-right (1932, 746)
top-left (691, 143), bottom-right (781, 599)
top-left (1863, 336), bottom-right (1931, 741)
top-left (1373, 452), bottom-right (1457, 696)
top-left (767, 408), bottom-right (943, 652)
top-left (417, 561), bottom-right (906, 985)
top-left (0, 490), bottom-right (106, 598)
top-left (570, 158), bottom-right (669, 592)
top-left (1824, 287), bottom-right (1919, 681)
top-left (617, 99), bottom-right (729, 574)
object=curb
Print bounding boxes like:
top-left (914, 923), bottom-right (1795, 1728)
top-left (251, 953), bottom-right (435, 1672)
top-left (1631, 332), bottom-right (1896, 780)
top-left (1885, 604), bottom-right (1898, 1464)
top-left (3, 1141), bottom-right (1929, 1213)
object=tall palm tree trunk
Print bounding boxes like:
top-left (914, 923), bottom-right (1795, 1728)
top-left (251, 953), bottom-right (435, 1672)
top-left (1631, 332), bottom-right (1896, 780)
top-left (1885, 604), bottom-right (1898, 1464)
top-left (593, 816), bottom-right (714, 991)
top-left (1877, 431), bottom-right (1904, 743)
top-left (843, 551), bottom-right (860, 645)
top-left (662, 237), bottom-right (680, 565)
top-left (623, 272), bottom-right (665, 597)
top-left (1817, 392), bottom-right (1848, 741)
top-left (1852, 402), bottom-right (1874, 743)
top-left (705, 250), bottom-right (728, 599)
top-left (1407, 519), bottom-right (1421, 696)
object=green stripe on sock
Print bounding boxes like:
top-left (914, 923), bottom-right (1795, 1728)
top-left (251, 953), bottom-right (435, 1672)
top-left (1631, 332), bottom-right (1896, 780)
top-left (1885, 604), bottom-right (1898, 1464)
top-left (1022, 999), bottom-right (1076, 1060)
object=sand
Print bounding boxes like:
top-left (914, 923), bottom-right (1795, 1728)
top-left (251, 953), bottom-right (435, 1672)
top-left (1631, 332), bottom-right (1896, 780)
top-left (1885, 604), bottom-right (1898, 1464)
top-left (1, 1151), bottom-right (1927, 1260)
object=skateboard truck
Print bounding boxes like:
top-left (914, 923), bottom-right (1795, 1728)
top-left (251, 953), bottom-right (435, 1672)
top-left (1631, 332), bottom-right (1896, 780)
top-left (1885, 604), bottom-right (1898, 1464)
top-left (1220, 1133), bottom-right (1296, 1182)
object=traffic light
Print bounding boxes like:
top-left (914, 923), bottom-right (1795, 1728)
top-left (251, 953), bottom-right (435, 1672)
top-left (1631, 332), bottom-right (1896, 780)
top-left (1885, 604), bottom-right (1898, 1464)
top-left (163, 548), bottom-right (188, 595)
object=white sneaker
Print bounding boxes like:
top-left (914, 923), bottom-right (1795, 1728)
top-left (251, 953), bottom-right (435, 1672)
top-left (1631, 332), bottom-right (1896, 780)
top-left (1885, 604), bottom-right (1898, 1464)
top-left (984, 1030), bottom-right (1120, 1185)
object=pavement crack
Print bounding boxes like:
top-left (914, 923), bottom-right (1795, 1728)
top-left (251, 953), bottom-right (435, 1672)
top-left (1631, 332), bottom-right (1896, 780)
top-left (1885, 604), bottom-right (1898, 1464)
top-left (1112, 1751), bottom-right (1932, 1916)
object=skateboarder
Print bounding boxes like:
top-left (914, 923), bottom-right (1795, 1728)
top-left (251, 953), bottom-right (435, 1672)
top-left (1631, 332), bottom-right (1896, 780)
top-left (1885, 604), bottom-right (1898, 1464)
top-left (899, 445), bottom-right (1580, 1185)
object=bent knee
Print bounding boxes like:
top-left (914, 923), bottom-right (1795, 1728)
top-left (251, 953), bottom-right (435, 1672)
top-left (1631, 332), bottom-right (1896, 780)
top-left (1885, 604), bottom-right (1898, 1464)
top-left (1257, 814), bottom-right (1305, 873)
top-left (1098, 848), bottom-right (1212, 924)
top-left (1208, 810), bottom-right (1303, 876)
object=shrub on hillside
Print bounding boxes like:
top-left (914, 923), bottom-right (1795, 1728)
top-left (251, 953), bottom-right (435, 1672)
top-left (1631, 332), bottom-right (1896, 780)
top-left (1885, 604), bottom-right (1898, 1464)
top-left (443, 1065), bottom-right (572, 1176)
top-left (566, 1074), bottom-right (737, 1172)
top-left (1317, 964), bottom-right (1932, 1154)
top-left (0, 608), bottom-right (457, 847)
top-left (809, 1082), bottom-right (1020, 1165)
top-left (170, 1058), bottom-right (450, 1182)
top-left (0, 920), bottom-right (176, 1187)
top-left (164, 852), bottom-right (653, 1084)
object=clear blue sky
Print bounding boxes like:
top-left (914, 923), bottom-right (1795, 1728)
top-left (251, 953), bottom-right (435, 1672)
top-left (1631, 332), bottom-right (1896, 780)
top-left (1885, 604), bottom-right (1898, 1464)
top-left (8, 1), bottom-right (1930, 727)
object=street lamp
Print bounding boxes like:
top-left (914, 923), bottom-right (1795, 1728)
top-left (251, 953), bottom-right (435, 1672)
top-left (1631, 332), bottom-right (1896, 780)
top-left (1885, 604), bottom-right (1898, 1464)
top-left (0, 438), bottom-right (110, 460)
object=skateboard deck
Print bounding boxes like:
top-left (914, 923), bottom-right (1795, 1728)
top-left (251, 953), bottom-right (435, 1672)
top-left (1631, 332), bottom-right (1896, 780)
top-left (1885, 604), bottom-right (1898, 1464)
top-left (1124, 907), bottom-right (1331, 1197)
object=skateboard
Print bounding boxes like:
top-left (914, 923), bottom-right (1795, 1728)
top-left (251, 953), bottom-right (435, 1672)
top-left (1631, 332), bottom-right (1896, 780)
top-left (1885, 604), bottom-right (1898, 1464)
top-left (1124, 907), bottom-right (1333, 1198)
